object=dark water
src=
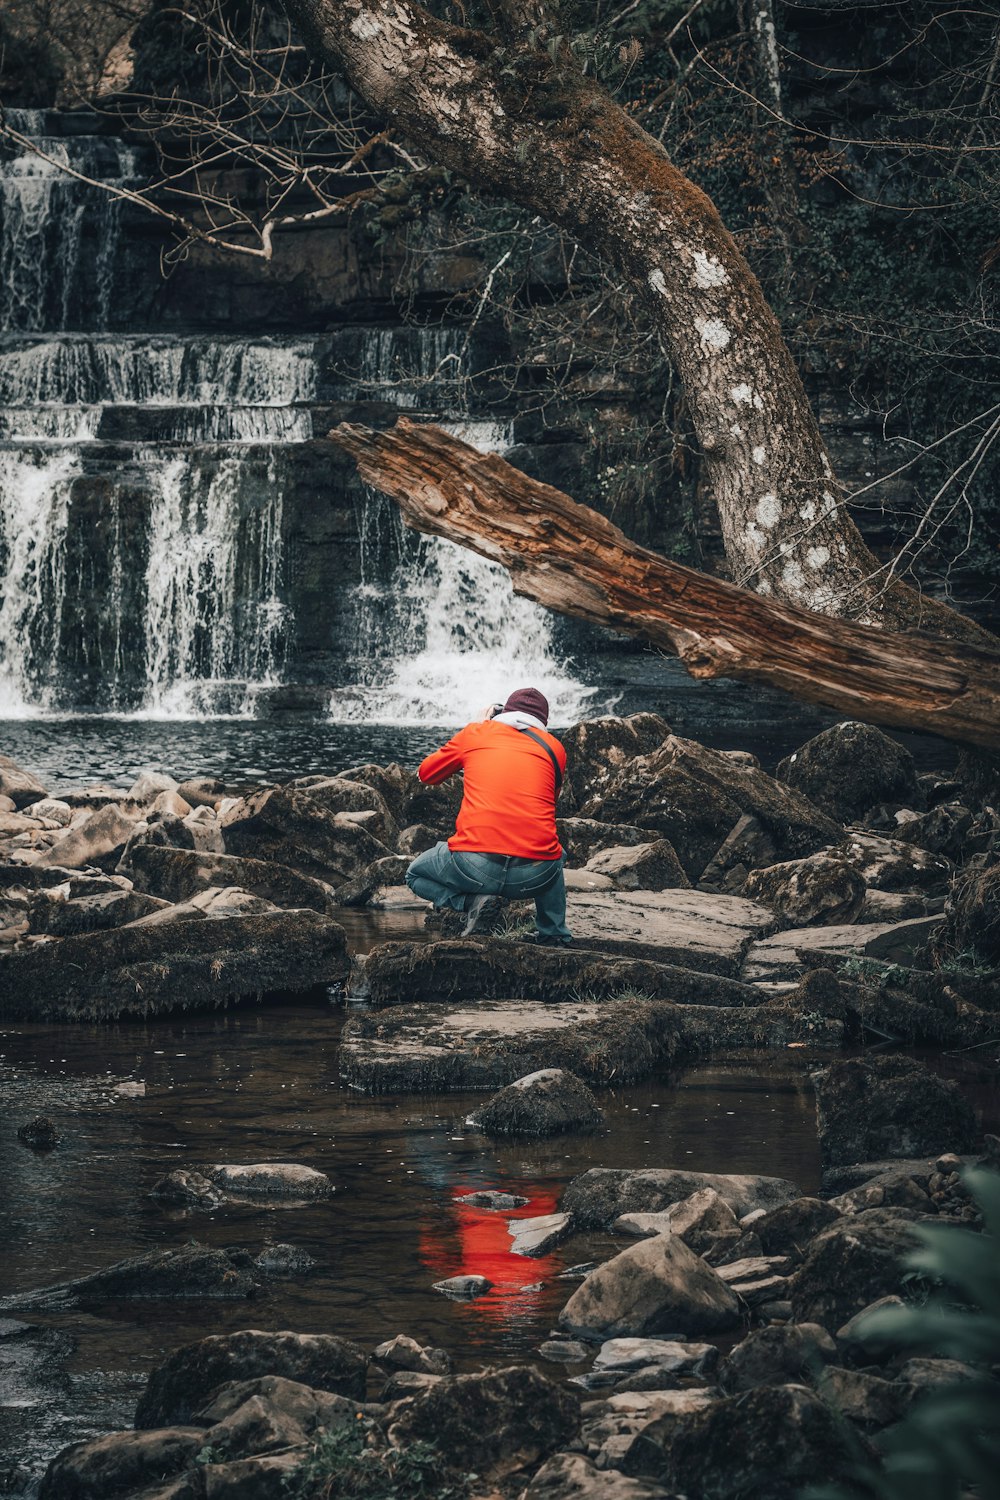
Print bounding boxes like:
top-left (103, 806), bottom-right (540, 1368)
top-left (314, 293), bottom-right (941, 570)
top-left (0, 653), bottom-right (956, 793)
top-left (0, 962), bottom-right (829, 1480)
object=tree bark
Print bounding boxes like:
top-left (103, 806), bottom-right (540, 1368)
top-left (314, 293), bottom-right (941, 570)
top-left (329, 418), bottom-right (1000, 751)
top-left (280, 0), bottom-right (993, 647)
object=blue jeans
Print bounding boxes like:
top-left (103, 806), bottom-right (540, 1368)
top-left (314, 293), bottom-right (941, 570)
top-left (405, 842), bottom-right (571, 941)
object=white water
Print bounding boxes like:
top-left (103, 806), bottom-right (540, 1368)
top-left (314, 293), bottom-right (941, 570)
top-left (0, 450), bottom-right (77, 715)
top-left (328, 421), bottom-right (598, 729)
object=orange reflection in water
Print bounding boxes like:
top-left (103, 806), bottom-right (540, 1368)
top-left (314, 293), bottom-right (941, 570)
top-left (419, 1185), bottom-right (564, 1322)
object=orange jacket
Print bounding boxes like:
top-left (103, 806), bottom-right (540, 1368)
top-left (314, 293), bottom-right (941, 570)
top-left (417, 720), bottom-right (566, 859)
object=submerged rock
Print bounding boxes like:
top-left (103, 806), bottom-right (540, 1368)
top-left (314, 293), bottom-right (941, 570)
top-left (253, 1244), bottom-right (318, 1277)
top-left (432, 1275), bottom-right (492, 1299)
top-left (559, 1233), bottom-right (740, 1340)
top-left (468, 1068), bottom-right (604, 1139)
top-left (135, 1329), bottom-right (368, 1427)
top-left (456, 1190), bottom-right (529, 1210)
top-left (209, 1163), bottom-right (334, 1198)
top-left (6, 1244), bottom-right (261, 1310)
top-left (149, 1170), bottom-right (223, 1207)
top-left (16, 1116), bottom-right (59, 1150)
top-left (813, 1054), bottom-right (978, 1166)
top-left (0, 909), bottom-right (348, 1020)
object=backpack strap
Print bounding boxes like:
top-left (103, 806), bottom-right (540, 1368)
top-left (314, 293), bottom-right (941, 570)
top-left (518, 726), bottom-right (563, 793)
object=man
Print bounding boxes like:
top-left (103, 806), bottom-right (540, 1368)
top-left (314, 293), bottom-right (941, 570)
top-left (404, 687), bottom-right (572, 945)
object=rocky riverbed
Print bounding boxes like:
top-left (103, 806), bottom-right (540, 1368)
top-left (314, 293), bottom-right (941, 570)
top-left (1, 714), bottom-right (998, 1498)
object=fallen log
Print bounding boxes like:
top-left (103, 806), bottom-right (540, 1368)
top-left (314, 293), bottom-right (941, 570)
top-left (329, 419), bottom-right (1000, 751)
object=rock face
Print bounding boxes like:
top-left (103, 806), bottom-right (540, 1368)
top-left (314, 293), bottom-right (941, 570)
top-left (743, 853), bottom-right (866, 927)
top-left (813, 1055), bottom-right (979, 1166)
top-left (579, 735), bottom-right (840, 882)
top-left (559, 1234), bottom-right (740, 1340)
top-left (776, 722), bottom-right (920, 824)
top-left (340, 997), bottom-right (684, 1094)
top-left (0, 910), bottom-right (348, 1020)
top-left (563, 1168), bottom-right (800, 1229)
top-left (135, 1329), bottom-right (368, 1427)
top-left (633, 1383), bottom-right (855, 1498)
top-left (467, 1069), bottom-right (605, 1138)
top-left (790, 1210), bottom-right (921, 1329)
top-left (388, 1366), bottom-right (580, 1469)
top-left (123, 843), bottom-right (338, 913)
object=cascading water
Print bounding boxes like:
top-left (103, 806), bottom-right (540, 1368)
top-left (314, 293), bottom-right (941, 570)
top-left (328, 417), bottom-right (598, 728)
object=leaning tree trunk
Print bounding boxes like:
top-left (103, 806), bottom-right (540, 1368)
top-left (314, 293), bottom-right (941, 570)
top-left (330, 419), bottom-right (1000, 751)
top-left (281, 0), bottom-right (993, 647)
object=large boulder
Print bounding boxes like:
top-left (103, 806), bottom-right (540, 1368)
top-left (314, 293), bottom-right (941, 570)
top-left (135, 1329), bottom-right (368, 1427)
top-left (557, 818), bottom-right (651, 866)
top-left (558, 1234), bottom-right (740, 1340)
top-left (467, 1068), bottom-right (604, 1138)
top-left (38, 1428), bottom-right (205, 1500)
top-left (629, 1384), bottom-right (855, 1498)
top-left (27, 887), bottom-right (168, 935)
top-left (749, 1197), bottom-right (844, 1260)
top-left (777, 722), bottom-right (920, 824)
top-left (840, 831), bottom-right (951, 893)
top-left (720, 1323), bottom-right (837, 1393)
top-left (743, 853), bottom-right (866, 927)
top-left (0, 909), bottom-right (348, 1021)
top-left (35, 804), bottom-right (137, 871)
top-left (220, 786), bottom-right (391, 883)
top-left (813, 1055), bottom-right (978, 1167)
top-left (0, 756), bottom-right (48, 810)
top-left (790, 1210), bottom-right (921, 1329)
top-left (287, 775), bottom-right (399, 848)
top-left (388, 1366), bottom-right (579, 1470)
top-left (123, 843), bottom-right (338, 913)
top-left (563, 1167), bottom-right (800, 1229)
top-left (580, 736), bottom-right (840, 881)
top-left (559, 713), bottom-right (672, 811)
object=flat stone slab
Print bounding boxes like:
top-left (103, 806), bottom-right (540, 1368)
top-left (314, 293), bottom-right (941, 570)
top-left (0, 911), bottom-right (348, 1020)
top-left (340, 996), bottom-right (684, 1095)
top-left (508, 1213), bottom-right (573, 1258)
top-left (563, 891), bottom-right (776, 975)
top-left (742, 919), bottom-right (908, 983)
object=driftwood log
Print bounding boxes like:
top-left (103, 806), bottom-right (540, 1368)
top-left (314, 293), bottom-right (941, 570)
top-left (329, 419), bottom-right (1000, 752)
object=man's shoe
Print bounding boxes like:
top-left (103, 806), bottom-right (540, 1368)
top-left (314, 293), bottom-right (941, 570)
top-left (520, 933), bottom-right (574, 948)
top-left (462, 894), bottom-right (503, 937)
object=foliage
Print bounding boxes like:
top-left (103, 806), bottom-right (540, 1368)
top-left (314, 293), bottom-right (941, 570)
top-left (838, 957), bottom-right (911, 990)
top-left (805, 1167), bottom-right (1000, 1500)
top-left (283, 1422), bottom-right (473, 1500)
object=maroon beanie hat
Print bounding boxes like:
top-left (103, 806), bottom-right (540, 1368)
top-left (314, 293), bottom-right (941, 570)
top-left (503, 687), bottom-right (550, 724)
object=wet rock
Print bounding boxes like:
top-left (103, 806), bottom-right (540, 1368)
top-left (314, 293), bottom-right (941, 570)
top-left (431, 1275), bottom-right (492, 1299)
top-left (720, 1322), bottom-right (837, 1392)
top-left (335, 854), bottom-right (412, 907)
top-left (149, 1170), bottom-right (224, 1207)
top-left (828, 1166), bottom-right (934, 1215)
top-left (196, 1372), bottom-right (357, 1454)
top-left (209, 1163), bottom-right (333, 1198)
top-left (362, 936), bottom-right (768, 1010)
top-left (563, 1167), bottom-right (799, 1229)
top-left (557, 818), bottom-right (650, 866)
top-left (584, 840), bottom-right (690, 892)
top-left (16, 1115), bottom-right (59, 1150)
top-left (220, 786), bottom-right (391, 885)
top-left (508, 1213), bottom-right (573, 1257)
top-left (340, 995), bottom-right (684, 1094)
top-left (388, 1365), bottom-right (579, 1470)
top-left (559, 713), bottom-right (673, 811)
top-left (591, 1336), bottom-right (718, 1384)
top-left (818, 1365), bottom-right (909, 1427)
top-left (749, 1197), bottom-right (844, 1260)
top-left (38, 1426), bottom-right (205, 1500)
top-left (455, 1189), bottom-right (528, 1209)
top-left (135, 1329), bottom-right (368, 1427)
top-left (813, 1054), bottom-right (978, 1166)
top-left (0, 756), bottom-right (48, 810)
top-left (0, 909), bottom-right (348, 1021)
top-left (28, 886), bottom-right (169, 935)
top-left (893, 1355), bottom-right (981, 1390)
top-left (790, 1210), bottom-right (921, 1329)
top-left (743, 853), bottom-right (866, 928)
top-left (253, 1245), bottom-right (317, 1277)
top-left (372, 1334), bottom-right (451, 1375)
top-left (527, 1451), bottom-right (667, 1500)
top-left (538, 1339), bottom-right (590, 1364)
top-left (628, 1383), bottom-right (854, 1496)
top-left (124, 845), bottom-right (339, 914)
top-left (559, 1233), bottom-right (740, 1340)
top-left (581, 735), bottom-right (840, 882)
top-left (777, 723), bottom-right (919, 824)
top-left (468, 1068), bottom-right (604, 1139)
top-left (36, 803), bottom-right (137, 871)
top-left (8, 1244), bottom-right (262, 1310)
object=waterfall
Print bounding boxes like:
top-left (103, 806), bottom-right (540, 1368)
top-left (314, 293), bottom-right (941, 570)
top-left (328, 409), bottom-right (598, 728)
top-left (0, 449), bottom-right (76, 715)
